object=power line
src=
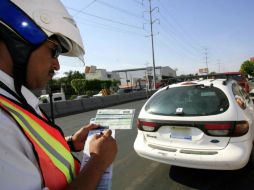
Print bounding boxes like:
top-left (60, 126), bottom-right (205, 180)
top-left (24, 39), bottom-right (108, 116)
top-left (158, 1), bottom-right (202, 52)
top-left (159, 24), bottom-right (200, 58)
top-left (155, 38), bottom-right (190, 60)
top-left (80, 11), bottom-right (143, 29)
top-left (72, 0), bottom-right (97, 17)
top-left (67, 7), bottom-right (143, 30)
top-left (132, 0), bottom-right (143, 6)
top-left (157, 31), bottom-right (200, 60)
top-left (96, 0), bottom-right (144, 20)
top-left (159, 12), bottom-right (201, 56)
top-left (77, 18), bottom-right (147, 37)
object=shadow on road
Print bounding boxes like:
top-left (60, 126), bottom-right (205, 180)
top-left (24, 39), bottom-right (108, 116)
top-left (169, 163), bottom-right (254, 190)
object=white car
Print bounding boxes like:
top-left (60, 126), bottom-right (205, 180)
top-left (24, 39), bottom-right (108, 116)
top-left (249, 89), bottom-right (254, 102)
top-left (134, 78), bottom-right (254, 170)
top-left (39, 92), bottom-right (66, 103)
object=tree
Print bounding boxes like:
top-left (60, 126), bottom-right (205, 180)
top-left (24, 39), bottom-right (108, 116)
top-left (240, 60), bottom-right (254, 77)
top-left (71, 79), bottom-right (86, 95)
top-left (64, 71), bottom-right (85, 82)
top-left (51, 71), bottom-right (85, 98)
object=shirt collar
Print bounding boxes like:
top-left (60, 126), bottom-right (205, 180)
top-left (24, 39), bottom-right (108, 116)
top-left (0, 70), bottom-right (40, 109)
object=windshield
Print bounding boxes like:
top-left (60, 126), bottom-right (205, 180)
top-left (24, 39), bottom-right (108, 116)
top-left (145, 85), bottom-right (229, 116)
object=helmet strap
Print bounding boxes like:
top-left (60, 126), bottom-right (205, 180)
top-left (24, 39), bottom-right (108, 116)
top-left (0, 25), bottom-right (35, 105)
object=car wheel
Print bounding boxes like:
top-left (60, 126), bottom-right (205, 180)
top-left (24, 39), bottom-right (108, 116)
top-left (246, 144), bottom-right (254, 168)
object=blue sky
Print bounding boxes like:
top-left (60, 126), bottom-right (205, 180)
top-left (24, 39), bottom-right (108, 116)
top-left (57, 0), bottom-right (254, 78)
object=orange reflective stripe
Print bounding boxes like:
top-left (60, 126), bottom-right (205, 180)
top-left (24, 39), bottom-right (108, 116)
top-left (0, 95), bottom-right (80, 187)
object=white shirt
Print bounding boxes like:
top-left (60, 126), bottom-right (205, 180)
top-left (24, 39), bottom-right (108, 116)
top-left (0, 70), bottom-right (48, 190)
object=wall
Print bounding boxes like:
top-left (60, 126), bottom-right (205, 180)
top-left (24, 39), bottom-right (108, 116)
top-left (39, 90), bottom-right (156, 118)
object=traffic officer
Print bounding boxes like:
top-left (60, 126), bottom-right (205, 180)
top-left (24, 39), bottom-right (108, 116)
top-left (0, 0), bottom-right (117, 189)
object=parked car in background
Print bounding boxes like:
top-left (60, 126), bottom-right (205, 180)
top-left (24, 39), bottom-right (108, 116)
top-left (213, 72), bottom-right (250, 93)
top-left (39, 92), bottom-right (66, 103)
top-left (134, 78), bottom-right (254, 170)
top-left (114, 88), bottom-right (133, 95)
top-left (75, 95), bottom-right (89, 100)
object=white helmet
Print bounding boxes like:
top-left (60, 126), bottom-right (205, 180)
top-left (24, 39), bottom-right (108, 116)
top-left (0, 0), bottom-right (85, 100)
top-left (1, 0), bottom-right (85, 60)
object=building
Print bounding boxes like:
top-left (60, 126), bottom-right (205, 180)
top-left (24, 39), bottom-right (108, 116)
top-left (85, 66), bottom-right (120, 81)
top-left (112, 66), bottom-right (176, 89)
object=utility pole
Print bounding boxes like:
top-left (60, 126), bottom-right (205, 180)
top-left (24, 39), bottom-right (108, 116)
top-left (203, 47), bottom-right (209, 74)
top-left (149, 0), bottom-right (156, 89)
top-left (217, 59), bottom-right (221, 73)
top-left (144, 0), bottom-right (158, 90)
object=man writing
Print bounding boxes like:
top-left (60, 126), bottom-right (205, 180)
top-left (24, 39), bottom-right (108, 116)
top-left (0, 0), bottom-right (117, 189)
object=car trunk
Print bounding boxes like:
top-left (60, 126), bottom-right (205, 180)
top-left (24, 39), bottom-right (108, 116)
top-left (144, 124), bottom-right (230, 150)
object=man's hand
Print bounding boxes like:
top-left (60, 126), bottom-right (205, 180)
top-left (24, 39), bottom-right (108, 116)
top-left (66, 129), bottom-right (117, 190)
top-left (89, 130), bottom-right (117, 171)
top-left (71, 123), bottom-right (99, 151)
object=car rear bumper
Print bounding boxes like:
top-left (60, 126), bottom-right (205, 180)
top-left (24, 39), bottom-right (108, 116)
top-left (134, 132), bottom-right (252, 170)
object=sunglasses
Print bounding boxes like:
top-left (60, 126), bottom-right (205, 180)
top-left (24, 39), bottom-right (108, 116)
top-left (47, 39), bottom-right (62, 59)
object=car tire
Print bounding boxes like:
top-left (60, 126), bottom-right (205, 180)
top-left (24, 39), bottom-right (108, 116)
top-left (246, 144), bottom-right (254, 168)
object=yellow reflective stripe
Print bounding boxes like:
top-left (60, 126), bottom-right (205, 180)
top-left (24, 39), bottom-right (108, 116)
top-left (0, 98), bottom-right (76, 182)
top-left (12, 114), bottom-right (72, 182)
top-left (24, 115), bottom-right (75, 170)
top-left (2, 101), bottom-right (74, 181)
top-left (3, 103), bottom-right (74, 182)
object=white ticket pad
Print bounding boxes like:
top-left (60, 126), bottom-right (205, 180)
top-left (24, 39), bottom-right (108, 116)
top-left (93, 109), bottom-right (135, 129)
top-left (81, 129), bottom-right (115, 190)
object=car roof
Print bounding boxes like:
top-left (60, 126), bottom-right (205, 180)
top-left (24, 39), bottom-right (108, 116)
top-left (166, 78), bottom-right (231, 88)
top-left (218, 72), bottom-right (242, 75)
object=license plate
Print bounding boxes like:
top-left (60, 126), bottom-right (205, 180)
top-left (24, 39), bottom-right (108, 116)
top-left (170, 127), bottom-right (192, 140)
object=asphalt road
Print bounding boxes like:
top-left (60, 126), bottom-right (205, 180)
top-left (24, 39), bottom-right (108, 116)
top-left (55, 99), bottom-right (254, 190)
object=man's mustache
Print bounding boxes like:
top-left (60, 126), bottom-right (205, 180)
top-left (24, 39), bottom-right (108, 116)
top-left (49, 70), bottom-right (55, 77)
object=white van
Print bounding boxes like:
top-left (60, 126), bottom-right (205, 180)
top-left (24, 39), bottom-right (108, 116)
top-left (39, 92), bottom-right (66, 103)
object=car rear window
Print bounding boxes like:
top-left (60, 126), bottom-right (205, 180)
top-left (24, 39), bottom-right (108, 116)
top-left (214, 74), bottom-right (245, 82)
top-left (229, 75), bottom-right (244, 81)
top-left (145, 85), bottom-right (229, 116)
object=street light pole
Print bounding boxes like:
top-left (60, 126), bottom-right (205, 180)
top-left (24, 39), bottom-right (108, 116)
top-left (48, 80), bottom-right (55, 124)
top-left (125, 71), bottom-right (129, 87)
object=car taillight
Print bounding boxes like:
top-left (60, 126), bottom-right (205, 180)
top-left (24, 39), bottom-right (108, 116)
top-left (137, 120), bottom-right (157, 132)
top-left (204, 123), bottom-right (231, 136)
top-left (233, 121), bottom-right (249, 136)
top-left (204, 121), bottom-right (249, 137)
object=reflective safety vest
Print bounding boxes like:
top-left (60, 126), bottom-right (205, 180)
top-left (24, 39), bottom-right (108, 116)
top-left (0, 95), bottom-right (80, 190)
